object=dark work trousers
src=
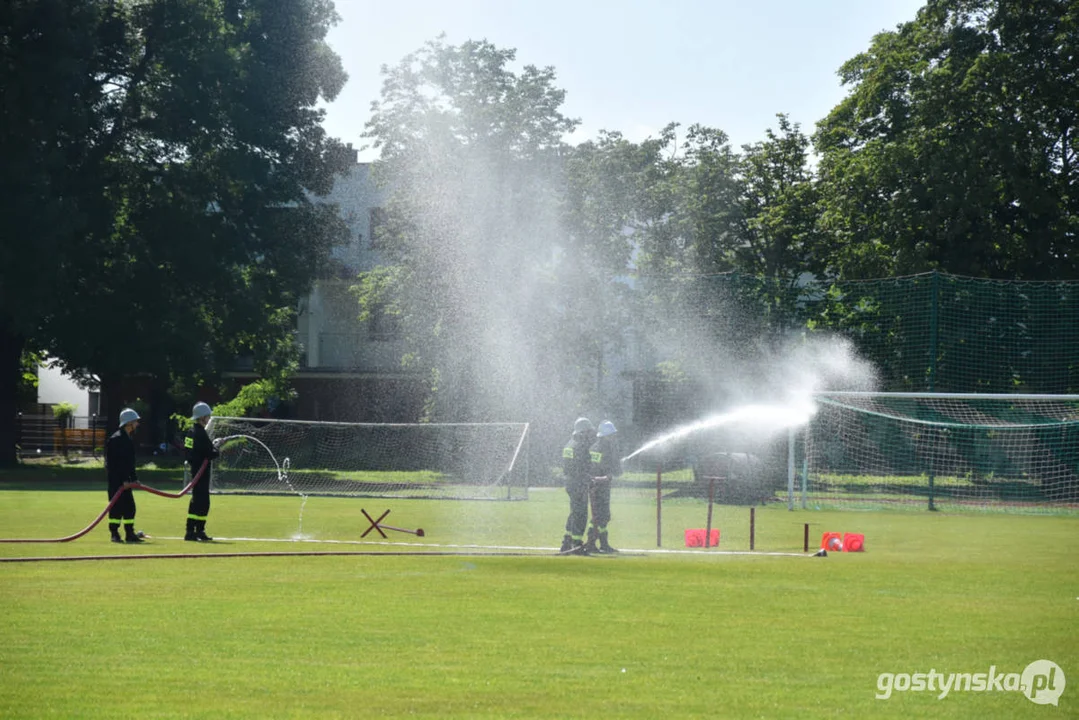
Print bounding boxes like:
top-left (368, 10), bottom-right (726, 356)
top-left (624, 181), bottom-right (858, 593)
top-left (589, 477), bottom-right (612, 532)
top-left (107, 482), bottom-right (136, 526)
top-left (187, 482), bottom-right (210, 522)
top-left (565, 479), bottom-right (590, 539)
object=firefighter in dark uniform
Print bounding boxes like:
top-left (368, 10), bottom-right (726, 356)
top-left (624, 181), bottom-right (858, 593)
top-left (105, 408), bottom-right (144, 543)
top-left (184, 402), bottom-right (219, 541)
top-left (560, 417), bottom-right (595, 554)
top-left (587, 420), bottom-right (621, 553)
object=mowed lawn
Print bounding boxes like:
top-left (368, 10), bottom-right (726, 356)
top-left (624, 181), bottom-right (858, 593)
top-left (0, 467), bottom-right (1075, 719)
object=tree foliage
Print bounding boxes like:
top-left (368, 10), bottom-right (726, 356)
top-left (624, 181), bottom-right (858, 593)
top-left (361, 38), bottom-right (581, 422)
top-left (17, 350), bottom-right (42, 409)
top-left (815, 0), bottom-right (1079, 280)
top-left (560, 129), bottom-right (664, 411)
top-left (738, 115), bottom-right (822, 282)
top-left (9, 1), bottom-right (1078, 464)
top-left (807, 0), bottom-right (1079, 394)
top-left (0, 0), bottom-right (351, 463)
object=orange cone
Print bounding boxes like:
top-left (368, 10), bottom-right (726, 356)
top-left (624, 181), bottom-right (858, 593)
top-left (842, 533), bottom-right (865, 552)
top-left (684, 529), bottom-right (719, 547)
top-left (821, 531), bottom-right (844, 552)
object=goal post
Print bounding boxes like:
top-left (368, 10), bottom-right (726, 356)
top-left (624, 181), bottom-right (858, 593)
top-left (206, 417), bottom-right (530, 500)
top-left (797, 392), bottom-right (1079, 513)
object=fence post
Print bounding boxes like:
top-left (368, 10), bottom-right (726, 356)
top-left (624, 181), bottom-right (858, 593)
top-left (801, 457), bottom-right (808, 510)
top-left (928, 271), bottom-right (940, 393)
top-left (926, 272), bottom-right (941, 512)
top-left (787, 427), bottom-right (795, 511)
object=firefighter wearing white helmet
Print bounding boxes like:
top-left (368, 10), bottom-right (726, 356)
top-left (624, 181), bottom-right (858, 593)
top-left (105, 408), bottom-right (145, 543)
top-left (587, 420), bottom-right (621, 553)
top-left (183, 402), bottom-right (219, 541)
top-left (192, 402), bottom-right (212, 421)
top-left (560, 417), bottom-right (595, 554)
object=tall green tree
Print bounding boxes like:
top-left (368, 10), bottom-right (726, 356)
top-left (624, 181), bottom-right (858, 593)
top-left (0, 0), bottom-right (351, 464)
top-left (632, 125), bottom-right (762, 417)
top-left (361, 38), bottom-right (579, 424)
top-left (667, 124), bottom-right (744, 275)
top-left (815, 0), bottom-right (1079, 280)
top-left (624, 123), bottom-right (742, 277)
top-left (560, 129), bottom-right (662, 412)
top-left (735, 114), bottom-right (823, 329)
top-left (1, 0), bottom-right (106, 463)
top-left (738, 115), bottom-right (822, 282)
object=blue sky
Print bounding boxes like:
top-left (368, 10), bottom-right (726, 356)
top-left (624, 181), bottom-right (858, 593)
top-left (321, 0), bottom-right (926, 159)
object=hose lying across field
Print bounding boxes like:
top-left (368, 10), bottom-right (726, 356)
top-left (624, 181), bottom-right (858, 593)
top-left (0, 459), bottom-right (209, 544)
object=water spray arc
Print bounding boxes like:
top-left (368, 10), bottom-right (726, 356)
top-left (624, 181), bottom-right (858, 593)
top-left (622, 401), bottom-right (819, 464)
top-left (213, 433), bottom-right (307, 536)
top-left (620, 399), bottom-right (824, 551)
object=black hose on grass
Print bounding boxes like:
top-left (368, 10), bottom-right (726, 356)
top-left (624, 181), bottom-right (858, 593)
top-left (0, 460), bottom-right (208, 543)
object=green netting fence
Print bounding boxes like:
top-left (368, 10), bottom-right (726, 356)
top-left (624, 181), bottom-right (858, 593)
top-left (655, 271), bottom-right (1079, 395)
top-left (806, 272), bottom-right (1079, 394)
top-left (628, 272), bottom-right (1079, 513)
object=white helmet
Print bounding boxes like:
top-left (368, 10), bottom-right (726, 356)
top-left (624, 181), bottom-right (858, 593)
top-left (118, 408), bottom-right (140, 427)
top-left (573, 417), bottom-right (594, 434)
top-left (192, 402), bottom-right (213, 421)
top-left (597, 420), bottom-right (617, 437)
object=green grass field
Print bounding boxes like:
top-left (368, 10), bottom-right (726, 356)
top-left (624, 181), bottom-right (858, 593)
top-left (1, 464), bottom-right (1075, 719)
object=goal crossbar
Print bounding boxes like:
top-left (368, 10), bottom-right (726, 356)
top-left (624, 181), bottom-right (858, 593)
top-left (814, 392), bottom-right (1079, 401)
top-left (207, 417), bottom-right (531, 501)
top-left (813, 393), bottom-right (1079, 430)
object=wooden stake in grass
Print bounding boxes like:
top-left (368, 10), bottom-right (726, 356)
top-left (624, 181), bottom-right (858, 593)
top-left (656, 463), bottom-right (663, 548)
top-left (704, 475), bottom-right (716, 549)
top-left (749, 507), bottom-right (755, 551)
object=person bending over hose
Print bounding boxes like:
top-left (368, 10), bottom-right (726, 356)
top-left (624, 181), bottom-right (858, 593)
top-left (105, 408), bottom-right (145, 543)
top-left (184, 402), bottom-right (220, 542)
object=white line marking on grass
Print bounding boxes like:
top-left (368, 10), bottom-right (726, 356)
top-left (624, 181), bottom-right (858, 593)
top-left (629, 548), bottom-right (819, 557)
top-left (156, 536), bottom-right (817, 557)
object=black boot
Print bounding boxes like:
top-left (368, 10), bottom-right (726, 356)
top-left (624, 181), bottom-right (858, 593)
top-left (559, 534), bottom-right (574, 553)
top-left (584, 526), bottom-right (599, 554)
top-left (195, 520), bottom-right (213, 542)
top-left (184, 518), bottom-right (198, 542)
top-left (124, 525), bottom-right (144, 543)
top-left (110, 524), bottom-right (123, 544)
top-left (572, 539), bottom-right (589, 555)
top-left (598, 531), bottom-right (618, 554)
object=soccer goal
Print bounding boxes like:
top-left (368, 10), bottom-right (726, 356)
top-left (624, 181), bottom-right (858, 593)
top-left (206, 417), bottom-right (530, 500)
top-left (797, 392), bottom-right (1079, 513)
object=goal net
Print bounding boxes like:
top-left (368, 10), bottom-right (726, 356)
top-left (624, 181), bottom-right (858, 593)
top-left (800, 393), bottom-right (1079, 513)
top-left (206, 417), bottom-right (530, 500)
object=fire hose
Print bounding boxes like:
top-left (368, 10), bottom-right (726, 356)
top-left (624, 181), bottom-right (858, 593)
top-left (0, 459), bottom-right (209, 544)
